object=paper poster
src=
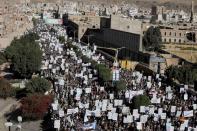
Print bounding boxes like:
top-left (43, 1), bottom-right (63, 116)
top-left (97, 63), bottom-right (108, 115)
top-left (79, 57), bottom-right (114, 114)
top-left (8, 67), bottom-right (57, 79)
top-left (127, 115), bottom-right (133, 123)
top-left (107, 103), bottom-right (113, 111)
top-left (180, 88), bottom-right (185, 93)
top-left (184, 85), bottom-right (188, 90)
top-left (148, 76), bottom-right (152, 81)
top-left (176, 111), bottom-right (182, 117)
top-left (137, 122), bottom-right (142, 130)
top-left (54, 120), bottom-right (60, 129)
top-left (184, 110), bottom-right (193, 117)
top-left (52, 103), bottom-right (58, 111)
top-left (154, 114), bottom-right (159, 121)
top-left (133, 109), bottom-right (138, 116)
top-left (109, 94), bottom-right (114, 99)
top-left (85, 88), bottom-right (91, 93)
top-left (171, 106), bottom-right (176, 113)
top-left (184, 93), bottom-right (188, 100)
top-left (158, 108), bottom-right (163, 115)
top-left (100, 87), bottom-right (104, 91)
top-left (149, 107), bottom-right (154, 114)
top-left (108, 112), bottom-right (112, 120)
top-left (156, 74), bottom-right (160, 79)
top-left (193, 104), bottom-right (197, 110)
top-left (161, 113), bottom-right (166, 119)
top-left (59, 110), bottom-right (64, 117)
top-left (123, 117), bottom-right (128, 124)
top-left (147, 82), bottom-right (152, 89)
top-left (122, 106), bottom-right (130, 114)
top-left (112, 113), bottom-right (118, 121)
top-left (125, 91), bottom-right (130, 98)
top-left (166, 86), bottom-right (171, 93)
top-left (140, 106), bottom-right (145, 113)
top-left (94, 109), bottom-right (101, 117)
top-left (140, 115), bottom-right (148, 123)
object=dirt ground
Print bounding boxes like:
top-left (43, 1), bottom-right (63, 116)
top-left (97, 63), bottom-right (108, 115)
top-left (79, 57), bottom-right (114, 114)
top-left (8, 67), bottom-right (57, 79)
top-left (0, 23), bottom-right (33, 49)
top-left (0, 98), bottom-right (42, 131)
top-left (163, 44), bottom-right (197, 63)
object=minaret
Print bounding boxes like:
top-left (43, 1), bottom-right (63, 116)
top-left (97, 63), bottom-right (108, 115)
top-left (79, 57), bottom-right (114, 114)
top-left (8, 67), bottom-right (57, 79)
top-left (190, 0), bottom-right (194, 23)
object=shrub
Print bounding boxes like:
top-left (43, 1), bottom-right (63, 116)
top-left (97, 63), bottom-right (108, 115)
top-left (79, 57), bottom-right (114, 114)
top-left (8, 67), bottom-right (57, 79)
top-left (132, 95), bottom-right (151, 109)
top-left (0, 79), bottom-right (15, 99)
top-left (26, 77), bottom-right (51, 94)
top-left (20, 94), bottom-right (53, 120)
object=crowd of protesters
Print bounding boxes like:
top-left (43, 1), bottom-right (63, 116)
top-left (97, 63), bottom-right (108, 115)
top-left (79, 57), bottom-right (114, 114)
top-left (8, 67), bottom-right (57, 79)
top-left (34, 21), bottom-right (197, 131)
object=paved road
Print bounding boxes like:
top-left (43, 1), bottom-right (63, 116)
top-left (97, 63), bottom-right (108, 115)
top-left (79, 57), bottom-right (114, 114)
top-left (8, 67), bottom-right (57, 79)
top-left (0, 98), bottom-right (17, 131)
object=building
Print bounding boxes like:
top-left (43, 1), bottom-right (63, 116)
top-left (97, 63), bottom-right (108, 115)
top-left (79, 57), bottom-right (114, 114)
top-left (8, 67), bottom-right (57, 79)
top-left (160, 25), bottom-right (197, 44)
top-left (67, 14), bottom-right (145, 62)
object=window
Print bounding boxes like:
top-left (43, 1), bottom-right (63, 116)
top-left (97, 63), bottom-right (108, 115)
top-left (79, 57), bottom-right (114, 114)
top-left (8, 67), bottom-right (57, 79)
top-left (175, 33), bottom-right (176, 36)
top-left (164, 38), bottom-right (166, 42)
top-left (174, 39), bottom-right (176, 43)
top-left (82, 29), bottom-right (84, 33)
top-left (127, 25), bottom-right (130, 29)
top-left (169, 39), bottom-right (171, 43)
top-left (179, 33), bottom-right (181, 37)
top-left (164, 32), bottom-right (166, 36)
top-left (169, 32), bottom-right (171, 36)
top-left (179, 39), bottom-right (181, 43)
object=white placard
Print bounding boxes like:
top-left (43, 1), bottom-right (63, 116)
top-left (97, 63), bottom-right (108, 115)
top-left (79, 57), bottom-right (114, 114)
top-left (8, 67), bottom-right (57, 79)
top-left (171, 106), bottom-right (176, 113)
top-left (85, 88), bottom-right (91, 93)
top-left (140, 106), bottom-right (145, 113)
top-left (193, 104), bottom-right (197, 110)
top-left (176, 111), bottom-right (182, 117)
top-left (184, 110), bottom-right (193, 117)
top-left (133, 109), bottom-right (138, 116)
top-left (122, 106), bottom-right (130, 114)
top-left (108, 112), bottom-right (112, 120)
top-left (161, 113), bottom-right (166, 119)
top-left (137, 122), bottom-right (142, 130)
top-left (54, 120), bottom-right (60, 129)
top-left (140, 115), bottom-right (148, 123)
top-left (184, 93), bottom-right (188, 100)
top-left (109, 94), bottom-right (114, 99)
top-left (112, 113), bottom-right (118, 121)
top-left (59, 110), bottom-right (64, 117)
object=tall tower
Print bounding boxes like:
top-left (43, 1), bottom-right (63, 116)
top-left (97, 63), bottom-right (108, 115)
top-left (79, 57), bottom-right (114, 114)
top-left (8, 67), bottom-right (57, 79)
top-left (190, 0), bottom-right (194, 23)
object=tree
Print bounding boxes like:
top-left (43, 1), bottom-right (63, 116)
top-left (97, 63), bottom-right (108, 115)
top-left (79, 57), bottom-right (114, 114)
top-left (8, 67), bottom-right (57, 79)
top-left (26, 77), bottom-right (51, 94)
top-left (5, 33), bottom-right (42, 78)
top-left (58, 36), bottom-right (65, 44)
top-left (32, 17), bottom-right (38, 27)
top-left (0, 79), bottom-right (15, 99)
top-left (132, 95), bottom-right (151, 109)
top-left (0, 52), bottom-right (7, 65)
top-left (96, 64), bottom-right (112, 82)
top-left (143, 26), bottom-right (162, 51)
top-left (114, 80), bottom-right (127, 91)
top-left (20, 94), bottom-right (53, 120)
top-left (165, 65), bottom-right (197, 85)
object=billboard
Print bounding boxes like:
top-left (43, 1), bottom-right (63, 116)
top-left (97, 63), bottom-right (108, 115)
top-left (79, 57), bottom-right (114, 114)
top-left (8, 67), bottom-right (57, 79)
top-left (45, 19), bottom-right (63, 25)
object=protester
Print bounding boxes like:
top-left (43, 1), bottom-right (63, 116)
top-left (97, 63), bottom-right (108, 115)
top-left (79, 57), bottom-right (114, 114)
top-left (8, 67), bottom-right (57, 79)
top-left (34, 21), bottom-right (197, 131)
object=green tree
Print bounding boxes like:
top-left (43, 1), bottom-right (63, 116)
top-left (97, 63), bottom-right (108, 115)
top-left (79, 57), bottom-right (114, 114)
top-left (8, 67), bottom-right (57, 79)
top-left (0, 52), bottom-right (7, 65)
top-left (0, 79), bottom-right (15, 99)
top-left (5, 33), bottom-right (42, 78)
top-left (96, 64), bottom-right (112, 82)
top-left (114, 80), bottom-right (127, 91)
top-left (165, 65), bottom-right (197, 85)
top-left (26, 77), bottom-right (51, 94)
top-left (32, 17), bottom-right (38, 27)
top-left (132, 95), bottom-right (151, 109)
top-left (58, 36), bottom-right (65, 44)
top-left (143, 26), bottom-right (162, 51)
